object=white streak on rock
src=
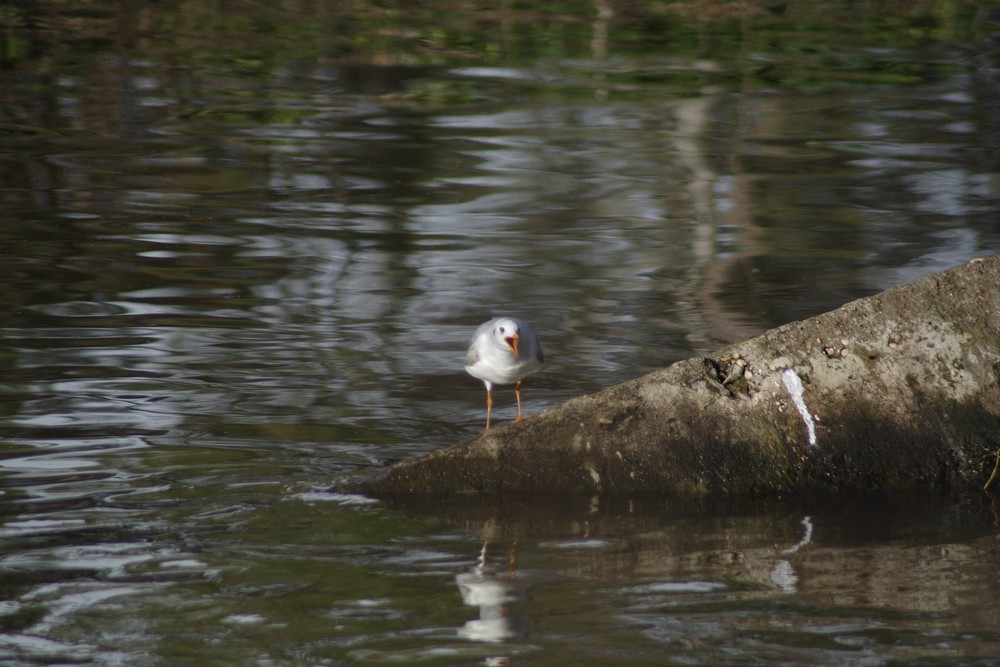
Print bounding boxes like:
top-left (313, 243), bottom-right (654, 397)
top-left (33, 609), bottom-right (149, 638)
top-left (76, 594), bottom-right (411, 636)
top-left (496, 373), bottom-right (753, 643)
top-left (781, 369), bottom-right (817, 447)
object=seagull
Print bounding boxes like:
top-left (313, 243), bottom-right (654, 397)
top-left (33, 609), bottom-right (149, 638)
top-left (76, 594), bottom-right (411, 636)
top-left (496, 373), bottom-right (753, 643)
top-left (464, 317), bottom-right (544, 430)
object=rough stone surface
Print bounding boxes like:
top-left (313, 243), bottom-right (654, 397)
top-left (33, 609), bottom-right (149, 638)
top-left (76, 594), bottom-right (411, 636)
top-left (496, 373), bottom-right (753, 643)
top-left (339, 255), bottom-right (1000, 496)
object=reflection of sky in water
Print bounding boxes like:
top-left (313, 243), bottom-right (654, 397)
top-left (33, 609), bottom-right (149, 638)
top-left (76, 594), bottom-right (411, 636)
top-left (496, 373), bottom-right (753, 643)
top-left (4, 63), bottom-right (996, 461)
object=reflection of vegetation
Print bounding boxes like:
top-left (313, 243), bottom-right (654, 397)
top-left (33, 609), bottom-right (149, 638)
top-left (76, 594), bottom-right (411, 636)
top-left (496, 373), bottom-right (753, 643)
top-left (4, 0), bottom-right (990, 65)
top-left (0, 4), bottom-right (26, 28)
top-left (0, 0), bottom-right (991, 107)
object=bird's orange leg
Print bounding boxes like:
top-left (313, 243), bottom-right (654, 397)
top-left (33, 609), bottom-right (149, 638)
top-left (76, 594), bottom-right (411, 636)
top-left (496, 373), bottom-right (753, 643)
top-left (485, 388), bottom-right (493, 430)
top-left (514, 381), bottom-right (523, 422)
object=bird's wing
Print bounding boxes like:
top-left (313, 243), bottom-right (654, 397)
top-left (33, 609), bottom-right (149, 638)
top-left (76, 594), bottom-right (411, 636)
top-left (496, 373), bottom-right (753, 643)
top-left (465, 343), bottom-right (481, 367)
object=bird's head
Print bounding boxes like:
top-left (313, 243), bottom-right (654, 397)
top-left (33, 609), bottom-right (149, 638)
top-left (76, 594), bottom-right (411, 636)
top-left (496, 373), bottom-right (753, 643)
top-left (494, 319), bottom-right (520, 358)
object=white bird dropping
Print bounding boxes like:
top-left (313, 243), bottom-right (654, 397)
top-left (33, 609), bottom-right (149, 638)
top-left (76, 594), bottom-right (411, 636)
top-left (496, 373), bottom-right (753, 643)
top-left (781, 368), bottom-right (817, 447)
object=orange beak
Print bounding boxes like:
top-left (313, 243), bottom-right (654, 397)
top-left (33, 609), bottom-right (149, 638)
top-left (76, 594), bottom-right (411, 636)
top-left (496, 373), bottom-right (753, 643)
top-left (505, 334), bottom-right (520, 358)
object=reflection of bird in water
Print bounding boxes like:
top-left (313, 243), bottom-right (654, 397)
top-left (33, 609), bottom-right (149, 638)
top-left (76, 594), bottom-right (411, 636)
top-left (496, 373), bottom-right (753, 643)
top-left (455, 539), bottom-right (531, 643)
top-left (465, 317), bottom-right (544, 430)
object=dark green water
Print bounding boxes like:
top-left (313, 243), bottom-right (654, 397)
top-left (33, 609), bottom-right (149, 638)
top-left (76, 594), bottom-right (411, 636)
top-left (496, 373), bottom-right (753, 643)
top-left (2, 1), bottom-right (1000, 664)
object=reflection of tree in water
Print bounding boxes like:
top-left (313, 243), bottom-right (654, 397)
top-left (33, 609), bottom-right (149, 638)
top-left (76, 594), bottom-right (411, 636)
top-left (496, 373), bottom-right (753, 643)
top-left (456, 539), bottom-right (530, 645)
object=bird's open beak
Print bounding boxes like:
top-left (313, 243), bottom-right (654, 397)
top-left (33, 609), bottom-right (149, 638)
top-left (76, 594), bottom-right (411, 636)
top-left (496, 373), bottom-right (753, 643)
top-left (505, 334), bottom-right (520, 358)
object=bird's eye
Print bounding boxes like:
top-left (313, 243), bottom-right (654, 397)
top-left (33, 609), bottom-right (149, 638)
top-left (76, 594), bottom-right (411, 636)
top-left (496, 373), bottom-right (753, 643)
top-left (499, 327), bottom-right (505, 333)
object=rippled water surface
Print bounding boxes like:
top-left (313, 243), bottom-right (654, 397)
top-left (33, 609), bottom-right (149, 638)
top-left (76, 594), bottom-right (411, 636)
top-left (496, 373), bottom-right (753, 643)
top-left (2, 1), bottom-right (1000, 664)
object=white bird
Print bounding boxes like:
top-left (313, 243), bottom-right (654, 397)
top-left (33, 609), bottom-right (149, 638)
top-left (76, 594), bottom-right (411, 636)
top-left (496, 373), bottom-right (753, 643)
top-left (464, 317), bottom-right (544, 430)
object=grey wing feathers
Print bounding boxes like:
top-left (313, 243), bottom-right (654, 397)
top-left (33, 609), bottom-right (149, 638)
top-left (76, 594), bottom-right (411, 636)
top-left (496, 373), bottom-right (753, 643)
top-left (465, 344), bottom-right (480, 367)
top-left (464, 319), bottom-right (493, 367)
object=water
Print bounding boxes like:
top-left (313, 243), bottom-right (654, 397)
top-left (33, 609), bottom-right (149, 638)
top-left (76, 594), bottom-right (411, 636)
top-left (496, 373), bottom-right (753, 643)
top-left (1, 2), bottom-right (1000, 664)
